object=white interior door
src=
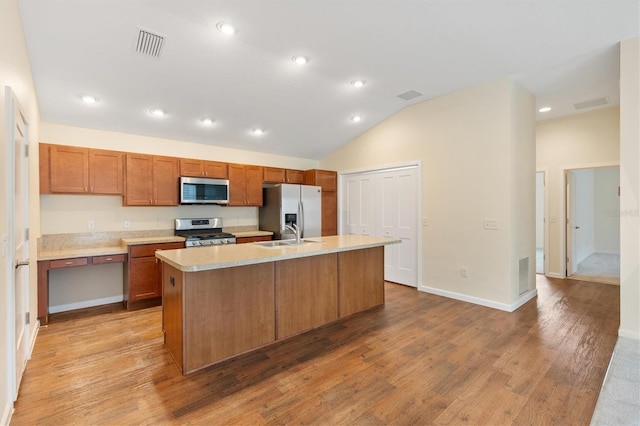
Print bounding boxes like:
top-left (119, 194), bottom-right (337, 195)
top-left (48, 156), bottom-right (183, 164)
top-left (342, 165), bottom-right (419, 287)
top-left (566, 171), bottom-right (578, 276)
top-left (7, 87), bottom-right (31, 399)
top-left (379, 169), bottom-right (417, 286)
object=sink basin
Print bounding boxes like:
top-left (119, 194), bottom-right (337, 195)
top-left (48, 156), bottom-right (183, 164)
top-left (252, 239), bottom-right (321, 247)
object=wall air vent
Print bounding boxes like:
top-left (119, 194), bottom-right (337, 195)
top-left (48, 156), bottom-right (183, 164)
top-left (135, 28), bottom-right (165, 58)
top-left (397, 90), bottom-right (423, 101)
top-left (573, 97), bottom-right (610, 110)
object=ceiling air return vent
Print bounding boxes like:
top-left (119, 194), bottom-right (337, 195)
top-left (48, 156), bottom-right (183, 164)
top-left (135, 28), bottom-right (165, 58)
top-left (397, 90), bottom-right (423, 101)
top-left (573, 97), bottom-right (610, 110)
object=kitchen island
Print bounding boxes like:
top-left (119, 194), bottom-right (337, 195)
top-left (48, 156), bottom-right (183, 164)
top-left (155, 235), bottom-right (400, 374)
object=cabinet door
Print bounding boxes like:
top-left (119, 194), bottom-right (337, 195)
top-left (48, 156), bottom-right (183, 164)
top-left (204, 161), bottom-right (228, 179)
top-left (129, 257), bottom-right (160, 301)
top-left (322, 191), bottom-right (338, 236)
top-left (245, 165), bottom-right (264, 206)
top-left (153, 156), bottom-right (179, 205)
top-left (50, 145), bottom-right (89, 193)
top-left (285, 169), bottom-right (305, 184)
top-left (89, 149), bottom-right (124, 194)
top-left (125, 153), bottom-right (153, 206)
top-left (39, 143), bottom-right (51, 194)
top-left (228, 164), bottom-right (247, 206)
top-left (305, 169), bottom-right (337, 192)
top-left (180, 158), bottom-right (204, 177)
top-left (263, 167), bottom-right (285, 183)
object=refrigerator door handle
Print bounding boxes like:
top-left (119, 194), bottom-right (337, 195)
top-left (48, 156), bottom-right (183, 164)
top-left (299, 200), bottom-right (304, 238)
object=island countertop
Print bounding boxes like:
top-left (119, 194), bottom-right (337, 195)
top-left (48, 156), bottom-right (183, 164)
top-left (155, 234), bottom-right (400, 272)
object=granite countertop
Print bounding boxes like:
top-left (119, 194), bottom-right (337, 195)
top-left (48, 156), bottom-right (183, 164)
top-left (120, 236), bottom-right (185, 245)
top-left (155, 234), bottom-right (400, 272)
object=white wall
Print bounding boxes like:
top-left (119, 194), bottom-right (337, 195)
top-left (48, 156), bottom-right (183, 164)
top-left (594, 167), bottom-right (620, 254)
top-left (536, 107), bottom-right (620, 277)
top-left (619, 36), bottom-right (640, 340)
top-left (0, 0), bottom-right (41, 421)
top-left (321, 77), bottom-right (536, 310)
top-left (39, 122), bottom-right (320, 310)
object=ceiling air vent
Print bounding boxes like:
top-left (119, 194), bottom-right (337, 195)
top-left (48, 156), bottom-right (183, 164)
top-left (573, 97), bottom-right (610, 110)
top-left (135, 28), bottom-right (165, 58)
top-left (397, 90), bottom-right (423, 101)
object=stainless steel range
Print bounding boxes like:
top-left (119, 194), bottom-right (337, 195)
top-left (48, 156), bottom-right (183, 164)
top-left (175, 218), bottom-right (236, 247)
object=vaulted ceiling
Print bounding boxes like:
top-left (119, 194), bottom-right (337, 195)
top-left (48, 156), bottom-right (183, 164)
top-left (18, 0), bottom-right (639, 159)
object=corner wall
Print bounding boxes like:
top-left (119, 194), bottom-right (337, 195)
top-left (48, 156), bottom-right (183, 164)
top-left (619, 36), bottom-right (640, 340)
top-left (320, 77), bottom-right (536, 310)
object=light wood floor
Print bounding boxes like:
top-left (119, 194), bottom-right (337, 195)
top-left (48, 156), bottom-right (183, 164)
top-left (11, 275), bottom-right (619, 425)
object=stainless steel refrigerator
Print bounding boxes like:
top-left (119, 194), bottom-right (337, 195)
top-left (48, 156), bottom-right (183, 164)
top-left (259, 184), bottom-right (322, 240)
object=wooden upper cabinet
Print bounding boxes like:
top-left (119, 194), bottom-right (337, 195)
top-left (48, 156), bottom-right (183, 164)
top-left (263, 167), bottom-right (285, 183)
top-left (180, 159), bottom-right (228, 179)
top-left (125, 154), bottom-right (178, 206)
top-left (89, 149), bottom-right (124, 194)
top-left (39, 143), bottom-right (51, 194)
top-left (50, 145), bottom-right (89, 193)
top-left (153, 156), bottom-right (179, 205)
top-left (228, 163), bottom-right (263, 206)
top-left (124, 153), bottom-right (153, 205)
top-left (304, 169), bottom-right (337, 192)
top-left (285, 169), bottom-right (305, 184)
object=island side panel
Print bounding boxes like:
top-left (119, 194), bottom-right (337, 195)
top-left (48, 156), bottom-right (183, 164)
top-left (276, 253), bottom-right (338, 340)
top-left (162, 263), bottom-right (184, 371)
top-left (338, 246), bottom-right (385, 317)
top-left (183, 262), bottom-right (276, 374)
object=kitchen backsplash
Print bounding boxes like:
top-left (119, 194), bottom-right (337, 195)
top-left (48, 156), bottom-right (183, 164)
top-left (40, 194), bottom-right (258, 234)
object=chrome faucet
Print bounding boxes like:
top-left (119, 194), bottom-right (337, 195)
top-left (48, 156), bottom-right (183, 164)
top-left (284, 224), bottom-right (300, 244)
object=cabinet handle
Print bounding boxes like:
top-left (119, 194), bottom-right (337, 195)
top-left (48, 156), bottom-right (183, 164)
top-left (105, 257), bottom-right (113, 261)
top-left (65, 261), bottom-right (73, 265)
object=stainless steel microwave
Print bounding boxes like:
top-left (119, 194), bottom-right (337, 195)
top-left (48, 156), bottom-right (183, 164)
top-left (180, 176), bottom-right (229, 205)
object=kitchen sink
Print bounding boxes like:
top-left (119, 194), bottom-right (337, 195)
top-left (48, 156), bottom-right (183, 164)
top-left (252, 239), bottom-right (321, 247)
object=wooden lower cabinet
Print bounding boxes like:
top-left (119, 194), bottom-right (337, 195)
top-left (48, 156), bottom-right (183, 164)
top-left (124, 241), bottom-right (184, 309)
top-left (162, 246), bottom-right (384, 375)
top-left (235, 235), bottom-right (272, 244)
top-left (276, 254), bottom-right (338, 339)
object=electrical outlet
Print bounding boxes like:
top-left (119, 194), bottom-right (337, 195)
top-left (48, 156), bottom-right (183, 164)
top-left (88, 220), bottom-right (95, 229)
top-left (124, 220), bottom-right (131, 229)
top-left (422, 217), bottom-right (428, 226)
top-left (460, 267), bottom-right (468, 278)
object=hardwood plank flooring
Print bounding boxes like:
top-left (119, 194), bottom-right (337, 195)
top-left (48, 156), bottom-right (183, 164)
top-left (11, 275), bottom-right (619, 425)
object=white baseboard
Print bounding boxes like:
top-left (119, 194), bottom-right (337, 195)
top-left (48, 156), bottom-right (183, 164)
top-left (618, 328), bottom-right (640, 340)
top-left (546, 272), bottom-right (564, 279)
top-left (49, 295), bottom-right (123, 314)
top-left (29, 321), bottom-right (39, 359)
top-left (419, 285), bottom-right (538, 312)
top-left (1, 401), bottom-right (14, 426)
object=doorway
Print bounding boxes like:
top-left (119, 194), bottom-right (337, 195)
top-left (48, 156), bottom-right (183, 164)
top-left (6, 87), bottom-right (31, 400)
top-left (341, 163), bottom-right (420, 287)
top-left (565, 166), bottom-right (620, 284)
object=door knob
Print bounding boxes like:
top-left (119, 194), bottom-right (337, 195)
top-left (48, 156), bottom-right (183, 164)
top-left (574, 226), bottom-right (580, 229)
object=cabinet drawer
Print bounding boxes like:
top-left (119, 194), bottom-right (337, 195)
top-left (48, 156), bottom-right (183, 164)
top-left (236, 236), bottom-right (272, 244)
top-left (92, 254), bottom-right (127, 264)
top-left (129, 242), bottom-right (185, 258)
top-left (49, 257), bottom-right (89, 269)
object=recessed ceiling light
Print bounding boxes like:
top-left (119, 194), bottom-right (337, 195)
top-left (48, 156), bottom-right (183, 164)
top-left (538, 106), bottom-right (552, 113)
top-left (351, 115), bottom-right (362, 123)
top-left (350, 80), bottom-right (366, 88)
top-left (292, 55), bottom-right (310, 65)
top-left (149, 108), bottom-right (165, 117)
top-left (216, 22), bottom-right (236, 35)
top-left (201, 118), bottom-right (215, 126)
top-left (81, 95), bottom-right (99, 104)
top-left (252, 128), bottom-right (265, 136)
